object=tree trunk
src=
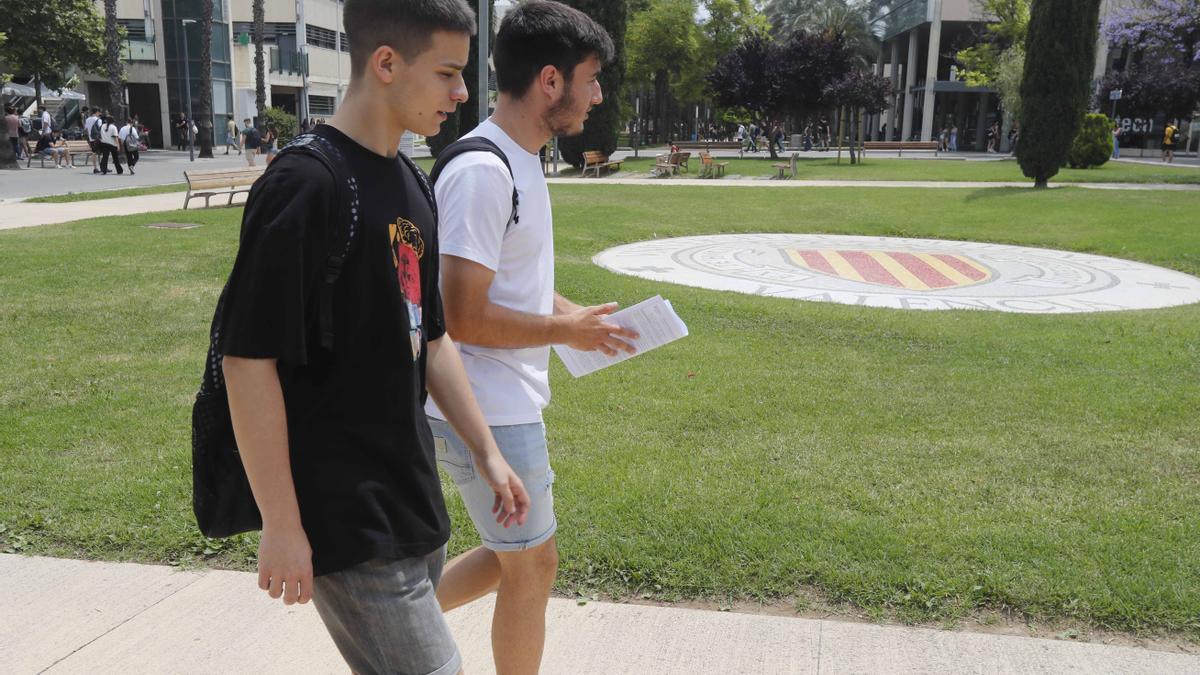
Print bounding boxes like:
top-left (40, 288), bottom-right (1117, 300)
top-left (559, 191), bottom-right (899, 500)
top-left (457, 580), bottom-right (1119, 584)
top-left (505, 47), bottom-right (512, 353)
top-left (654, 69), bottom-right (668, 145)
top-left (836, 107), bottom-right (845, 165)
top-left (34, 72), bottom-right (43, 118)
top-left (104, 0), bottom-right (125, 119)
top-left (198, 0), bottom-right (214, 157)
top-left (254, 0), bottom-right (266, 120)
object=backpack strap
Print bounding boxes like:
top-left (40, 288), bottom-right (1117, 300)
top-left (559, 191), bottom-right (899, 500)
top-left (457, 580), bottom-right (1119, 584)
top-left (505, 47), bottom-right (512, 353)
top-left (398, 151), bottom-right (438, 224)
top-left (429, 136), bottom-right (520, 227)
top-left (273, 132), bottom-right (358, 351)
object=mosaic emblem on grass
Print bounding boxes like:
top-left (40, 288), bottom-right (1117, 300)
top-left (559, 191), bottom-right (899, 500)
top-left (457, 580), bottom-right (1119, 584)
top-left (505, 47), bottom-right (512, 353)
top-left (594, 234), bottom-right (1200, 313)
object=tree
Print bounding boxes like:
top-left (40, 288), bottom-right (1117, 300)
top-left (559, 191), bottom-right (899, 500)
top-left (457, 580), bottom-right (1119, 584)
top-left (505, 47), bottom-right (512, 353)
top-left (253, 0), bottom-right (266, 122)
top-left (198, 0), bottom-right (214, 157)
top-left (0, 0), bottom-right (105, 112)
top-left (765, 0), bottom-right (879, 66)
top-left (627, 0), bottom-right (700, 143)
top-left (1098, 0), bottom-right (1200, 122)
top-left (707, 34), bottom-right (784, 156)
top-left (558, 0), bottom-right (627, 167)
top-left (102, 0), bottom-right (125, 118)
top-left (1066, 112), bottom-right (1113, 168)
top-left (823, 68), bottom-right (890, 163)
top-left (428, 0), bottom-right (494, 157)
top-left (1016, 0), bottom-right (1101, 188)
top-left (955, 0), bottom-right (1031, 86)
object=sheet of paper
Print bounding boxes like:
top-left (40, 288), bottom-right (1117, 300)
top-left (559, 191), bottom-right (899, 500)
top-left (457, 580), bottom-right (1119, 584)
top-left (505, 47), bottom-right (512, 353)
top-left (553, 295), bottom-right (689, 378)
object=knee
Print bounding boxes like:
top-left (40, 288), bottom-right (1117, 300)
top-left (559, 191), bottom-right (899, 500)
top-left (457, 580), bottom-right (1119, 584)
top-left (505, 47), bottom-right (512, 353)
top-left (501, 540), bottom-right (558, 587)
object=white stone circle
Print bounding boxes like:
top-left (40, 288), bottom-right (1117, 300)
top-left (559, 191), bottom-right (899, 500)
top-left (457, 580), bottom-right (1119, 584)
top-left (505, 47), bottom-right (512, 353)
top-left (593, 234), bottom-right (1200, 314)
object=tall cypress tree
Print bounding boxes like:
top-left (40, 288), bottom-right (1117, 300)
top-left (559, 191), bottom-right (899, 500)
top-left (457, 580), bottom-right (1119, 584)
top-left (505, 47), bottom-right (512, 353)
top-left (1016, 0), bottom-right (1101, 188)
top-left (557, 0), bottom-right (627, 168)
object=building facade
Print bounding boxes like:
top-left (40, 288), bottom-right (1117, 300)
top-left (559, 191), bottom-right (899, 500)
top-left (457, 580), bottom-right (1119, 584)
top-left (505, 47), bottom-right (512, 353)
top-left (869, 0), bottom-right (1162, 153)
top-left (79, 0), bottom-right (351, 149)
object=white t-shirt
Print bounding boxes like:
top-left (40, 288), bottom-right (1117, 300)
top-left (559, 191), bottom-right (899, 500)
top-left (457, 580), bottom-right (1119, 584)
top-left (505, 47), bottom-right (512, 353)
top-left (425, 119), bottom-right (555, 426)
top-left (119, 124), bottom-right (139, 143)
top-left (84, 115), bottom-right (99, 137)
top-left (99, 123), bottom-right (119, 147)
top-left (41, 110), bottom-right (52, 133)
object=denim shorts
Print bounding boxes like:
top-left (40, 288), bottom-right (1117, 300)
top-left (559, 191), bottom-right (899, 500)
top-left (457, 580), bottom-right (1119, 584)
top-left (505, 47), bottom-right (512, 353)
top-left (311, 547), bottom-right (461, 675)
top-left (429, 417), bottom-right (557, 552)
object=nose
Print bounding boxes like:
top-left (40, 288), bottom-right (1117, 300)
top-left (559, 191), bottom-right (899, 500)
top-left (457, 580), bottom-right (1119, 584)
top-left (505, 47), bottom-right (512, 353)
top-left (453, 74), bottom-right (470, 104)
top-left (591, 80), bottom-right (603, 106)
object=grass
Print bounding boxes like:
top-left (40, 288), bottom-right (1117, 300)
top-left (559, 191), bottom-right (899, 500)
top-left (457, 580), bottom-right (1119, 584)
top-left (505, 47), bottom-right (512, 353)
top-left (562, 155), bottom-right (1200, 184)
top-left (25, 183), bottom-right (190, 203)
top-left (20, 159), bottom-right (437, 203)
top-left (1, 184), bottom-right (1198, 638)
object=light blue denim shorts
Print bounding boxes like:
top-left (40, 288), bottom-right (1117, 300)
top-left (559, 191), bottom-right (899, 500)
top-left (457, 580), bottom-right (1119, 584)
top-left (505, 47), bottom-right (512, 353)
top-left (429, 417), bottom-right (557, 552)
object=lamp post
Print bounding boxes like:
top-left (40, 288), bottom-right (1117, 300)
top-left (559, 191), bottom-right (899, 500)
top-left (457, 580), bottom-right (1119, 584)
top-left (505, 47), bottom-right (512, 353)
top-left (181, 18), bottom-right (196, 162)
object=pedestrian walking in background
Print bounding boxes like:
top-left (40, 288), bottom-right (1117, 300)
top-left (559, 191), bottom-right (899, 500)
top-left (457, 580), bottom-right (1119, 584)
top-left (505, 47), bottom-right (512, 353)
top-left (120, 116), bottom-right (141, 174)
top-left (98, 115), bottom-right (124, 175)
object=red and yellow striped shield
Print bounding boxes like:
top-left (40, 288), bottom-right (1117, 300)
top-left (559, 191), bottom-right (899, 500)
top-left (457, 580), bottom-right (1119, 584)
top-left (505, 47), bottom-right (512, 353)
top-left (787, 249), bottom-right (993, 290)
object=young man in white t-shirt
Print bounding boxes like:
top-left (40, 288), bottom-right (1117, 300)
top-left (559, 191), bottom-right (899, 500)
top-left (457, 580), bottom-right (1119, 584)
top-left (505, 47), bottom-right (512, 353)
top-left (427, 2), bottom-right (636, 673)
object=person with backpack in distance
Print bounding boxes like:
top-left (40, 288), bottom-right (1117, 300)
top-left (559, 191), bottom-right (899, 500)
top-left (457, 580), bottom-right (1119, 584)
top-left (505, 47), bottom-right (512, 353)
top-left (240, 118), bottom-right (260, 167)
top-left (98, 114), bottom-right (123, 175)
top-left (426, 4), bottom-right (638, 673)
top-left (119, 116), bottom-right (141, 175)
top-left (211, 1), bottom-right (531, 672)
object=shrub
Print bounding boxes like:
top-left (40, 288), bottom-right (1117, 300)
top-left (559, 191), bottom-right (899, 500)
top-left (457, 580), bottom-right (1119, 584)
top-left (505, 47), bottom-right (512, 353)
top-left (1066, 113), bottom-right (1113, 168)
top-left (262, 107), bottom-right (297, 145)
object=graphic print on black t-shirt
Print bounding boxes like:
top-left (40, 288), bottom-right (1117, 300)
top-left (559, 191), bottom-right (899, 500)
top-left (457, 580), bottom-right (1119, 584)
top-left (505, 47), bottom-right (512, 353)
top-left (390, 218), bottom-right (425, 360)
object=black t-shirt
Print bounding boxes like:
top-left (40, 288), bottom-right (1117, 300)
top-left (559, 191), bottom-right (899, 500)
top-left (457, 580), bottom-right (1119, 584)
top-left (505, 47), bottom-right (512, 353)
top-left (217, 124), bottom-right (448, 576)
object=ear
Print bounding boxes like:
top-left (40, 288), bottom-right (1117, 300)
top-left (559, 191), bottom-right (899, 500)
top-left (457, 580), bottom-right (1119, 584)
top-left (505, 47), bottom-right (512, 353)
top-left (536, 64), bottom-right (563, 100)
top-left (370, 45), bottom-right (400, 84)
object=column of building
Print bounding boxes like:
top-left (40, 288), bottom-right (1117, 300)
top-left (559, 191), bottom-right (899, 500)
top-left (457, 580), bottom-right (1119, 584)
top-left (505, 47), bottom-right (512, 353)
top-left (919, 0), bottom-right (943, 142)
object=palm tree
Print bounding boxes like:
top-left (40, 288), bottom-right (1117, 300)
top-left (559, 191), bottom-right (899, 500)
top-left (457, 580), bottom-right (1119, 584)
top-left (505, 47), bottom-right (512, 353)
top-left (103, 0), bottom-right (125, 118)
top-left (253, 0), bottom-right (266, 122)
top-left (766, 0), bottom-right (879, 65)
top-left (198, 0), bottom-right (213, 157)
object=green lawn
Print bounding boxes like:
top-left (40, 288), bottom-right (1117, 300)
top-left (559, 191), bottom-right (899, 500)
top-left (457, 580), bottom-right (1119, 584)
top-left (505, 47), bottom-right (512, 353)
top-left (564, 155), bottom-right (1200, 184)
top-left (21, 161), bottom-right (437, 203)
top-left (25, 183), bottom-right (190, 203)
top-left (1, 185), bottom-right (1198, 638)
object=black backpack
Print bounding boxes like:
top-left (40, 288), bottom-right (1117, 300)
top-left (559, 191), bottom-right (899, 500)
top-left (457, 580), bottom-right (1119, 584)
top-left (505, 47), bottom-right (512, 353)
top-left (430, 136), bottom-right (519, 226)
top-left (191, 133), bottom-right (436, 538)
top-left (89, 119), bottom-right (101, 142)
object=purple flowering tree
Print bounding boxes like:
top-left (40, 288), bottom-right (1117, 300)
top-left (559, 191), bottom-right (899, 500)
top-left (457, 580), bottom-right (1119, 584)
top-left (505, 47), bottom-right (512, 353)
top-left (1099, 0), bottom-right (1200, 121)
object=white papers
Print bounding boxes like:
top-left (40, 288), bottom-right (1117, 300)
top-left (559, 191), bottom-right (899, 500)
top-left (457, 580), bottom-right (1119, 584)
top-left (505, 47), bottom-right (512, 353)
top-left (553, 295), bottom-right (689, 378)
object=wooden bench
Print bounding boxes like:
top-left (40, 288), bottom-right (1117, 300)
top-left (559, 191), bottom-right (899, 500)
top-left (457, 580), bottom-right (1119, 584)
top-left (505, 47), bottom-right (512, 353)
top-left (183, 167), bottom-right (265, 209)
top-left (698, 151), bottom-right (728, 179)
top-left (653, 151), bottom-right (690, 177)
top-left (27, 140), bottom-right (93, 168)
top-left (772, 153), bottom-right (799, 179)
top-left (862, 141), bottom-right (940, 156)
top-left (582, 150), bottom-right (623, 177)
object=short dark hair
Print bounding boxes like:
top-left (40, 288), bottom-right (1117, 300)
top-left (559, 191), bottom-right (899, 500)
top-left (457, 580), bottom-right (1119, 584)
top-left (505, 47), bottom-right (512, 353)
top-left (343, 0), bottom-right (476, 76)
top-left (494, 1), bottom-right (614, 99)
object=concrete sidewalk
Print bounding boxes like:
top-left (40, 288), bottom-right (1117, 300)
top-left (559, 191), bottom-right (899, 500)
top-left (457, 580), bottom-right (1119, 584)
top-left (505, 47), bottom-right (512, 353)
top-left (3, 554), bottom-right (1197, 674)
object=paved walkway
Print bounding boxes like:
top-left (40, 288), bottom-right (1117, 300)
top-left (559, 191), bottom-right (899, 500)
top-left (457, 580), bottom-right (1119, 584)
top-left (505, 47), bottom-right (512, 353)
top-left (3, 177), bottom-right (1197, 233)
top-left (3, 554), bottom-right (1196, 674)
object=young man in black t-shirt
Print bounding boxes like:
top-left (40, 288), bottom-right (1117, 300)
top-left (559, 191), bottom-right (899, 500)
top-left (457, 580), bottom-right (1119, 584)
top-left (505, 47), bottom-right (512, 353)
top-left (218, 1), bottom-right (530, 672)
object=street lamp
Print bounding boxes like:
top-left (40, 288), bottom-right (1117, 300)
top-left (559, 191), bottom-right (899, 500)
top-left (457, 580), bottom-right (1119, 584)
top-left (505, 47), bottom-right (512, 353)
top-left (181, 18), bottom-right (196, 162)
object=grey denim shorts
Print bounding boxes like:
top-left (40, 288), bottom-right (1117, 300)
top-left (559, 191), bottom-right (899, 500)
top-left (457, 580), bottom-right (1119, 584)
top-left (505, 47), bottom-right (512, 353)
top-left (312, 547), bottom-right (461, 675)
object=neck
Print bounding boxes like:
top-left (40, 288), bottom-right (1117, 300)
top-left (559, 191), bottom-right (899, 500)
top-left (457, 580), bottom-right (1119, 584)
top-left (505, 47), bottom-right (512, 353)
top-left (489, 94), bottom-right (551, 154)
top-left (328, 84), bottom-right (405, 158)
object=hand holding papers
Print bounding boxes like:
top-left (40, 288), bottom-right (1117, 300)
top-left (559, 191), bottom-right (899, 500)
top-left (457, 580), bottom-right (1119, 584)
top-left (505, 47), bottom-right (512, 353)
top-left (554, 295), bottom-right (689, 377)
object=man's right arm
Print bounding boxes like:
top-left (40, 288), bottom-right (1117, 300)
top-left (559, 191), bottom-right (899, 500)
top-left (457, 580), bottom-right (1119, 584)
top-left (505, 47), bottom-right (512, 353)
top-left (222, 356), bottom-right (313, 606)
top-left (441, 254), bottom-right (635, 356)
